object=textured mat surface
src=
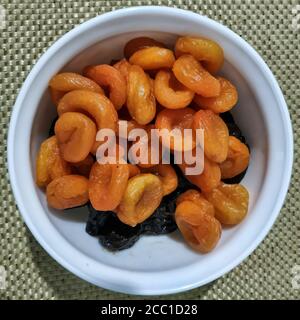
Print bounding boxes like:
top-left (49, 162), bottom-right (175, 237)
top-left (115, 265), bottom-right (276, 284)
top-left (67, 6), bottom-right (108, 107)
top-left (0, 0), bottom-right (299, 300)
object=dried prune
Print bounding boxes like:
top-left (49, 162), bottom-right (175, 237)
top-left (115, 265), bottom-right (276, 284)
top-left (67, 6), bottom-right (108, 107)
top-left (220, 112), bottom-right (246, 143)
top-left (141, 194), bottom-right (178, 235)
top-left (86, 204), bottom-right (142, 251)
top-left (220, 112), bottom-right (248, 183)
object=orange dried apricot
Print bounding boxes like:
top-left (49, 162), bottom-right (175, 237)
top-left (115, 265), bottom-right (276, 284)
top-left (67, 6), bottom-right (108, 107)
top-left (113, 59), bottom-right (131, 81)
top-left (154, 70), bottom-right (194, 109)
top-left (176, 189), bottom-right (215, 216)
top-left (129, 124), bottom-right (161, 168)
top-left (89, 161), bottom-right (129, 211)
top-left (49, 72), bottom-right (104, 105)
top-left (124, 36), bottom-right (165, 59)
top-left (204, 182), bottom-right (249, 225)
top-left (220, 136), bottom-right (250, 179)
top-left (36, 136), bottom-right (71, 187)
top-left (117, 173), bottom-right (163, 227)
top-left (129, 47), bottom-right (175, 70)
top-left (173, 55), bottom-right (221, 97)
top-left (193, 109), bottom-right (229, 163)
top-left (57, 90), bottom-right (118, 132)
top-left (84, 64), bottom-right (127, 110)
top-left (141, 164), bottom-right (178, 195)
top-left (175, 36), bottom-right (224, 73)
top-left (179, 155), bottom-right (221, 192)
top-left (117, 119), bottom-right (146, 140)
top-left (155, 108), bottom-right (195, 151)
top-left (175, 200), bottom-right (221, 253)
top-left (127, 65), bottom-right (156, 125)
top-left (46, 175), bottom-right (89, 210)
top-left (54, 112), bottom-right (96, 163)
top-left (194, 77), bottom-right (238, 113)
top-left (71, 154), bottom-right (94, 177)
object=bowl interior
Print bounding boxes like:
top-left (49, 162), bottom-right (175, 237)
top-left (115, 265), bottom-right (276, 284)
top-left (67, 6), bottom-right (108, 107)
top-left (31, 31), bottom-right (267, 272)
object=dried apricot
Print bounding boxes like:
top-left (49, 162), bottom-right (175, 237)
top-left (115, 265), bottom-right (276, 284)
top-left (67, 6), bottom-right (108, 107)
top-left (141, 164), bottom-right (178, 195)
top-left (84, 64), bottom-right (127, 110)
top-left (57, 90), bottom-right (118, 131)
top-left (154, 70), bottom-right (194, 109)
top-left (49, 72), bottom-right (104, 105)
top-left (204, 183), bottom-right (249, 225)
top-left (176, 189), bottom-right (214, 216)
top-left (129, 47), bottom-right (175, 70)
top-left (89, 161), bottom-right (129, 211)
top-left (124, 36), bottom-right (165, 59)
top-left (179, 155), bottom-right (221, 192)
top-left (36, 136), bottom-right (71, 187)
top-left (175, 36), bottom-right (224, 73)
top-left (54, 112), bottom-right (96, 163)
top-left (117, 173), bottom-right (163, 226)
top-left (71, 154), bottom-right (94, 177)
top-left (129, 124), bottom-right (161, 168)
top-left (220, 136), bottom-right (250, 179)
top-left (113, 59), bottom-right (131, 81)
top-left (193, 109), bottom-right (229, 163)
top-left (194, 77), bottom-right (238, 113)
top-left (173, 55), bottom-right (220, 97)
top-left (175, 200), bottom-right (221, 253)
top-left (46, 175), bottom-right (89, 209)
top-left (127, 65), bottom-right (156, 125)
top-left (155, 108), bottom-right (195, 151)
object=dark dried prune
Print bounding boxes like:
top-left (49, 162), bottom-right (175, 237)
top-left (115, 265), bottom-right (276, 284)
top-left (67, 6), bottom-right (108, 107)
top-left (86, 204), bottom-right (142, 251)
top-left (141, 193), bottom-right (178, 235)
top-left (220, 112), bottom-right (246, 143)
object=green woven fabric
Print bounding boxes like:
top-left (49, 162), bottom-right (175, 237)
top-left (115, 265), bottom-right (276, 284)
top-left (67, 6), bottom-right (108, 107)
top-left (0, 0), bottom-right (299, 300)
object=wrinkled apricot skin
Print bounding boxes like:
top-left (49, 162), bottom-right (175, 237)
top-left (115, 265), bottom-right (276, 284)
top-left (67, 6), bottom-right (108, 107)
top-left (49, 72), bottom-right (104, 105)
top-left (127, 65), bottom-right (156, 125)
top-left (113, 59), bottom-right (131, 81)
top-left (46, 175), bottom-right (89, 210)
top-left (179, 156), bottom-right (221, 192)
top-left (175, 36), bottom-right (224, 74)
top-left (124, 37), bottom-right (165, 59)
top-left (204, 183), bottom-right (249, 225)
top-left (129, 47), bottom-right (175, 70)
top-left (71, 154), bottom-right (94, 177)
top-left (89, 161), bottom-right (129, 211)
top-left (155, 108), bottom-right (196, 151)
top-left (141, 164), bottom-right (178, 195)
top-left (176, 189), bottom-right (215, 216)
top-left (220, 136), bottom-right (250, 179)
top-left (193, 109), bottom-right (229, 163)
top-left (36, 136), bottom-right (71, 187)
top-left (54, 112), bottom-right (96, 163)
top-left (57, 90), bottom-right (118, 132)
top-left (84, 64), bottom-right (127, 110)
top-left (117, 174), bottom-right (163, 226)
top-left (175, 200), bottom-right (221, 253)
top-left (154, 70), bottom-right (194, 109)
top-left (173, 55), bottom-right (221, 97)
top-left (194, 77), bottom-right (238, 113)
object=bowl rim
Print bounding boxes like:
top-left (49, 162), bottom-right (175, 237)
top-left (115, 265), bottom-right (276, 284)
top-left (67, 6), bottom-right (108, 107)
top-left (7, 6), bottom-right (294, 295)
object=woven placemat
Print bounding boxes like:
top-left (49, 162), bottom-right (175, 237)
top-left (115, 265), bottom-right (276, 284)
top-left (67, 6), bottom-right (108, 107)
top-left (0, 0), bottom-right (299, 300)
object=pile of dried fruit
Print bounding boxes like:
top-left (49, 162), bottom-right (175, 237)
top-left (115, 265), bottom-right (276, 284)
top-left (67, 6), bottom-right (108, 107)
top-left (36, 35), bottom-right (250, 253)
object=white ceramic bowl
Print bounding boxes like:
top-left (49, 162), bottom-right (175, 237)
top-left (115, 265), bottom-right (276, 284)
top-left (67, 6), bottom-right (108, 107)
top-left (8, 6), bottom-right (293, 295)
